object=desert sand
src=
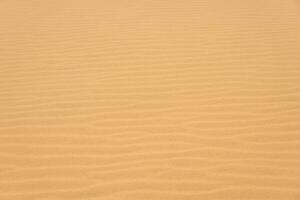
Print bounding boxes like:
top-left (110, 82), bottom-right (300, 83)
top-left (0, 0), bottom-right (300, 199)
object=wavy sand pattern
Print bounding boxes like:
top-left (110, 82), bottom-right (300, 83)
top-left (0, 0), bottom-right (300, 199)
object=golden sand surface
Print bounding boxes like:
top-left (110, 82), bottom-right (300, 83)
top-left (0, 0), bottom-right (300, 199)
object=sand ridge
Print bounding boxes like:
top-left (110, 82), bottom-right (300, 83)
top-left (0, 0), bottom-right (300, 199)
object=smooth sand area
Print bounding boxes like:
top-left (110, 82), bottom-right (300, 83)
top-left (0, 0), bottom-right (300, 199)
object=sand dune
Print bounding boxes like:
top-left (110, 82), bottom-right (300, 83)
top-left (0, 0), bottom-right (300, 199)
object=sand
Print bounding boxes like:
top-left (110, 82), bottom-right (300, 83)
top-left (0, 0), bottom-right (300, 199)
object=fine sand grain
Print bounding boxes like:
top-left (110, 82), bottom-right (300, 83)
top-left (0, 0), bottom-right (300, 199)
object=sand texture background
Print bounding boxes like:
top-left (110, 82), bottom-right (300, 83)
top-left (0, 0), bottom-right (300, 199)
